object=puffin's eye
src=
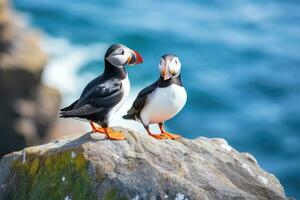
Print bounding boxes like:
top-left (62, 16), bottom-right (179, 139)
top-left (120, 48), bottom-right (124, 55)
top-left (160, 59), bottom-right (164, 66)
top-left (175, 59), bottom-right (178, 64)
top-left (170, 69), bottom-right (175, 75)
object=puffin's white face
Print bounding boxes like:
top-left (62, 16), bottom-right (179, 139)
top-left (159, 55), bottom-right (181, 80)
top-left (106, 46), bottom-right (132, 67)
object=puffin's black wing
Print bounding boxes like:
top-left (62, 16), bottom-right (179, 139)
top-left (60, 100), bottom-right (78, 111)
top-left (123, 81), bottom-right (157, 120)
top-left (79, 76), bottom-right (101, 98)
top-left (60, 80), bottom-right (122, 117)
top-left (60, 76), bottom-right (101, 112)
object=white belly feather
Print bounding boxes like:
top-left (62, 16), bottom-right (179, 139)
top-left (109, 76), bottom-right (130, 117)
top-left (140, 84), bottom-right (187, 125)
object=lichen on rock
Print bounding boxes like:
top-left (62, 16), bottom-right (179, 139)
top-left (1, 148), bottom-right (94, 200)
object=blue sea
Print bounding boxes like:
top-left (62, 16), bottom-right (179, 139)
top-left (14, 0), bottom-right (300, 198)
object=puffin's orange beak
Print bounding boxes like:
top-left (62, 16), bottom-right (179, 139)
top-left (128, 50), bottom-right (143, 65)
top-left (162, 65), bottom-right (171, 80)
top-left (133, 50), bottom-right (143, 64)
top-left (162, 67), bottom-right (166, 79)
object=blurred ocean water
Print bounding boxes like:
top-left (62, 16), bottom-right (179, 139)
top-left (14, 0), bottom-right (300, 198)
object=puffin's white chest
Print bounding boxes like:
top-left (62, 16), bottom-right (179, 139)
top-left (110, 76), bottom-right (130, 115)
top-left (140, 84), bottom-right (187, 125)
top-left (121, 76), bottom-right (130, 102)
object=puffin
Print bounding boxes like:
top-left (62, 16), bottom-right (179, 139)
top-left (123, 54), bottom-right (187, 140)
top-left (60, 44), bottom-right (143, 140)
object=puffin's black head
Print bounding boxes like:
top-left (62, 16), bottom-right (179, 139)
top-left (159, 54), bottom-right (181, 80)
top-left (105, 44), bottom-right (143, 67)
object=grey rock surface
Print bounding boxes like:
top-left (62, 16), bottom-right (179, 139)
top-left (0, 127), bottom-right (288, 200)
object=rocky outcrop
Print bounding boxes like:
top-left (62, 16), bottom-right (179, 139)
top-left (0, 0), bottom-right (60, 157)
top-left (0, 127), bottom-right (288, 200)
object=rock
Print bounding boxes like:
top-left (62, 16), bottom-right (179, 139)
top-left (0, 127), bottom-right (289, 200)
top-left (0, 0), bottom-right (61, 157)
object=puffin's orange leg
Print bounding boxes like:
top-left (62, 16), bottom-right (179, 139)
top-left (90, 121), bottom-right (113, 133)
top-left (143, 125), bottom-right (168, 140)
top-left (90, 121), bottom-right (106, 134)
top-left (90, 121), bottom-right (126, 140)
top-left (159, 123), bottom-right (181, 140)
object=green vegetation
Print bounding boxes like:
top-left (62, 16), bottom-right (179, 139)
top-left (5, 149), bottom-right (95, 200)
top-left (104, 188), bottom-right (128, 200)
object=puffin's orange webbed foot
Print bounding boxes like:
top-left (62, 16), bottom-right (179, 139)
top-left (89, 121), bottom-right (125, 140)
top-left (158, 123), bottom-right (181, 140)
top-left (149, 133), bottom-right (169, 140)
top-left (162, 132), bottom-right (182, 140)
top-left (106, 129), bottom-right (126, 140)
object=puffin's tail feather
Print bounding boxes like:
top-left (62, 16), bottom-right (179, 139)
top-left (59, 111), bottom-right (74, 118)
top-left (60, 100), bottom-right (78, 112)
top-left (122, 114), bottom-right (135, 120)
top-left (59, 111), bottom-right (68, 118)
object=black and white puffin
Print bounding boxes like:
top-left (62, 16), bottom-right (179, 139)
top-left (123, 54), bottom-right (187, 140)
top-left (60, 44), bottom-right (143, 140)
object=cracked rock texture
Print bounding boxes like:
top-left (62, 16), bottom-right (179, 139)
top-left (0, 127), bottom-right (288, 200)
